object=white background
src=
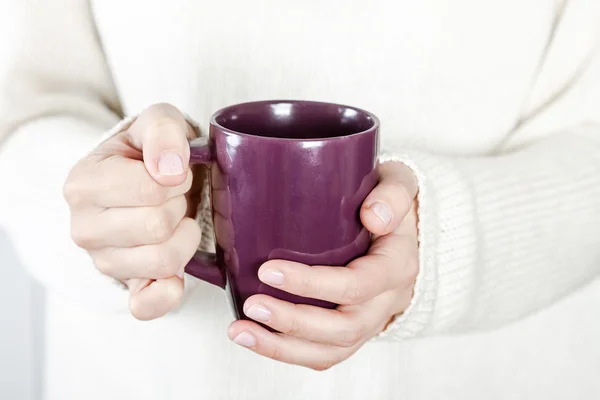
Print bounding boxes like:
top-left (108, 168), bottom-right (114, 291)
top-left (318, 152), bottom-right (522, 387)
top-left (0, 3), bottom-right (44, 399)
top-left (0, 231), bottom-right (44, 400)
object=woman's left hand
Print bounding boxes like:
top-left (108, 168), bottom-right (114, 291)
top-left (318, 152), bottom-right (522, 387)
top-left (228, 161), bottom-right (420, 370)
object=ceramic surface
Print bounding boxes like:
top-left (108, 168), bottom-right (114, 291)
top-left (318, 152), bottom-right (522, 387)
top-left (185, 100), bottom-right (379, 321)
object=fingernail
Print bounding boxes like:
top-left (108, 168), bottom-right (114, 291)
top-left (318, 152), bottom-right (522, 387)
top-left (370, 202), bottom-right (392, 226)
top-left (232, 331), bottom-right (256, 348)
top-left (245, 304), bottom-right (271, 322)
top-left (158, 152), bottom-right (184, 175)
top-left (259, 269), bottom-right (284, 286)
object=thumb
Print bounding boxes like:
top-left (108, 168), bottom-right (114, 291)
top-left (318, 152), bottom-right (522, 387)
top-left (128, 103), bottom-right (194, 187)
top-left (360, 161), bottom-right (418, 236)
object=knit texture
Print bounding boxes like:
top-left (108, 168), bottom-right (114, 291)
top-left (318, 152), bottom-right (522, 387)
top-left (375, 130), bottom-right (600, 341)
top-left (1, 0), bottom-right (600, 399)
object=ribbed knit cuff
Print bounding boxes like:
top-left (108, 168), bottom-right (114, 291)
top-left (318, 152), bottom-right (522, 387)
top-left (373, 150), bottom-right (479, 340)
top-left (96, 115), bottom-right (137, 147)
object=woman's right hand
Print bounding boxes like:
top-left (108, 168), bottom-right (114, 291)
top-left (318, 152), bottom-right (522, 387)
top-left (63, 104), bottom-right (202, 320)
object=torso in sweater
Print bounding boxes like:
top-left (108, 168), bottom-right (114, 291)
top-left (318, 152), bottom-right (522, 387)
top-left (93, 0), bottom-right (556, 154)
top-left (2, 1), bottom-right (599, 399)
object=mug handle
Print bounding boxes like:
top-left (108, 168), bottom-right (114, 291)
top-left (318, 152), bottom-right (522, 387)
top-left (183, 137), bottom-right (226, 289)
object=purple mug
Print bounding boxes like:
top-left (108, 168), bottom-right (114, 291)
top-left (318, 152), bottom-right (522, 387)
top-left (185, 100), bottom-right (379, 322)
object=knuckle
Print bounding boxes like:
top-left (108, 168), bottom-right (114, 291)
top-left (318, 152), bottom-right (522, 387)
top-left (93, 256), bottom-right (113, 276)
top-left (282, 309), bottom-right (305, 336)
top-left (145, 106), bottom-right (186, 138)
top-left (336, 323), bottom-right (365, 348)
top-left (63, 179), bottom-right (86, 208)
top-left (152, 119), bottom-right (182, 135)
top-left (292, 268), bottom-right (325, 300)
top-left (70, 221), bottom-right (92, 248)
top-left (267, 345), bottom-right (284, 363)
top-left (145, 209), bottom-right (174, 243)
top-left (151, 246), bottom-right (181, 277)
top-left (297, 274), bottom-right (314, 298)
top-left (139, 181), bottom-right (167, 206)
top-left (341, 274), bottom-right (368, 305)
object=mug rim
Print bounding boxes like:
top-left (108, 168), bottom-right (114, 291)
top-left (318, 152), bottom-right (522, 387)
top-left (209, 99), bottom-right (380, 141)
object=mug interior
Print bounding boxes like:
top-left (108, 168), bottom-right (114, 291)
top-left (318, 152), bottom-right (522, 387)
top-left (213, 101), bottom-right (376, 139)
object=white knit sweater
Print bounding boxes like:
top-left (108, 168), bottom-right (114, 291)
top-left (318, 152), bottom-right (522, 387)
top-left (1, 0), bottom-right (599, 399)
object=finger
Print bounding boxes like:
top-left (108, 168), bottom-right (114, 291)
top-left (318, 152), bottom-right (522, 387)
top-left (243, 294), bottom-right (372, 347)
top-left (258, 233), bottom-right (418, 305)
top-left (128, 103), bottom-right (196, 187)
top-left (228, 320), bottom-right (356, 371)
top-left (70, 195), bottom-right (188, 249)
top-left (64, 156), bottom-right (193, 208)
top-left (360, 161), bottom-right (418, 236)
top-left (127, 277), bottom-right (184, 321)
top-left (91, 217), bottom-right (201, 280)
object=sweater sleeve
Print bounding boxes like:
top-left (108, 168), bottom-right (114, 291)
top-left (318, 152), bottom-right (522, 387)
top-left (377, 3), bottom-right (600, 340)
top-left (0, 0), bottom-right (130, 312)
